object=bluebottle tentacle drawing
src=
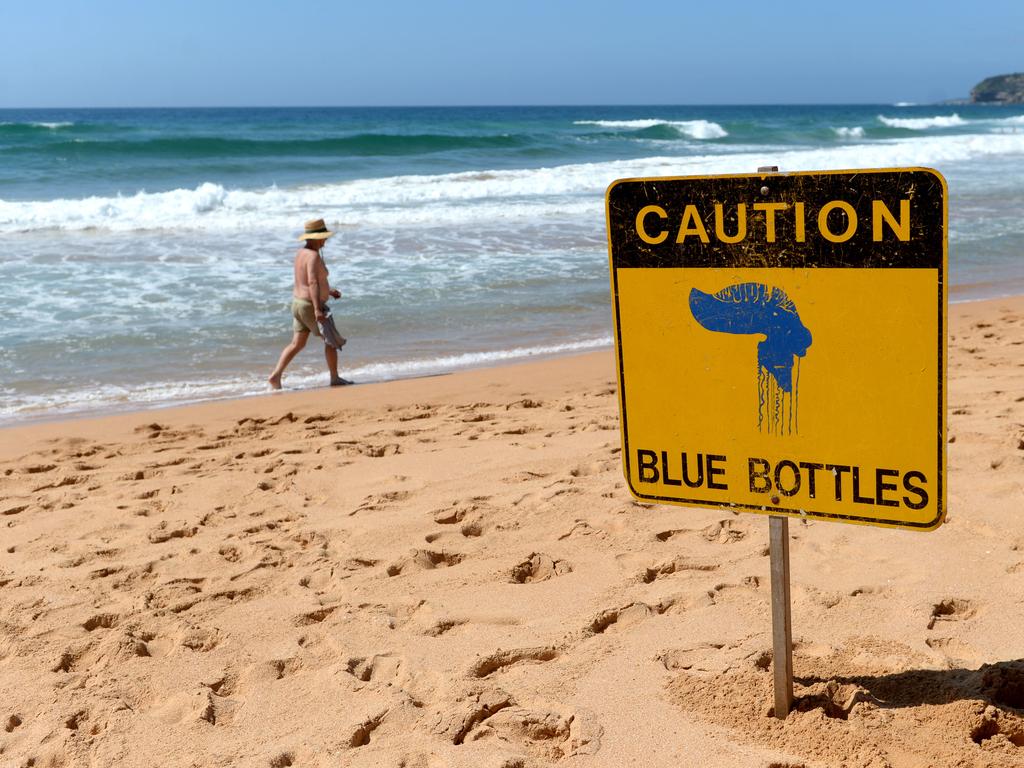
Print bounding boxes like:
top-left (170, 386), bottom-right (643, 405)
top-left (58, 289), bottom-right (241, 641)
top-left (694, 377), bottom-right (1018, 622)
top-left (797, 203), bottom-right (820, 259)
top-left (689, 283), bottom-right (812, 434)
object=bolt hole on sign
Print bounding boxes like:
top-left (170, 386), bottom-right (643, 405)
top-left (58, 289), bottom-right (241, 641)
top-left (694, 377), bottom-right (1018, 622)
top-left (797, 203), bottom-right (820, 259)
top-left (605, 168), bottom-right (947, 530)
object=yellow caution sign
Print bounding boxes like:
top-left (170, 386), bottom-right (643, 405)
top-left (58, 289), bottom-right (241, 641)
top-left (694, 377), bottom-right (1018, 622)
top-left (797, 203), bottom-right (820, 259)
top-left (606, 168), bottom-right (947, 530)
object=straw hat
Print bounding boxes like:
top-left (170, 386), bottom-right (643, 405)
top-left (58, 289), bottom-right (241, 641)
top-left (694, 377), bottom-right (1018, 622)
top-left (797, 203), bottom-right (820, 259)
top-left (298, 218), bottom-right (334, 241)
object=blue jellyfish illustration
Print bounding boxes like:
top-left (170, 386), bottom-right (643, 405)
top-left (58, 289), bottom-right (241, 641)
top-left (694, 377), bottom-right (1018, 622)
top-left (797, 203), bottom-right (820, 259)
top-left (689, 283), bottom-right (812, 434)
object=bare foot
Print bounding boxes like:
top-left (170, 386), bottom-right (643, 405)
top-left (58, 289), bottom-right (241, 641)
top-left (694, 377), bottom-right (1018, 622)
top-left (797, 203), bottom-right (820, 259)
top-left (330, 377), bottom-right (353, 387)
top-left (269, 374), bottom-right (282, 390)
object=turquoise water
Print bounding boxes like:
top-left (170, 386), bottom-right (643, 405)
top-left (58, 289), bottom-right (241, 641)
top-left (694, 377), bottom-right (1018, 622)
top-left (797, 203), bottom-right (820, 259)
top-left (2, 104), bottom-right (1024, 422)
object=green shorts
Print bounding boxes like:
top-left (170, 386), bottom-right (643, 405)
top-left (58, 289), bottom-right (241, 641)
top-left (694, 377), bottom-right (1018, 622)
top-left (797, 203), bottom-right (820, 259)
top-left (291, 298), bottom-right (321, 336)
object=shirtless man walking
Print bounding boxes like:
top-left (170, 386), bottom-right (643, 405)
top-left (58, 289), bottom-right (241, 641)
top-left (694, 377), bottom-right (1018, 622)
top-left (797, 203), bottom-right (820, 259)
top-left (269, 218), bottom-right (348, 389)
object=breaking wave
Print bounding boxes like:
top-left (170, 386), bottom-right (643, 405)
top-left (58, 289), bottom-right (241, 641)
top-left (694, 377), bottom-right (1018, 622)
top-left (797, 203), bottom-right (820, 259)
top-left (574, 119), bottom-right (728, 139)
top-left (5, 130), bottom-right (1024, 234)
top-left (833, 126), bottom-right (865, 139)
top-left (877, 114), bottom-right (967, 130)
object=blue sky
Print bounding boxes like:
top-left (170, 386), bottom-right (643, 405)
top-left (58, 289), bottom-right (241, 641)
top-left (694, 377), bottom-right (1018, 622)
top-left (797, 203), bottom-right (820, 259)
top-left (2, 0), bottom-right (1021, 107)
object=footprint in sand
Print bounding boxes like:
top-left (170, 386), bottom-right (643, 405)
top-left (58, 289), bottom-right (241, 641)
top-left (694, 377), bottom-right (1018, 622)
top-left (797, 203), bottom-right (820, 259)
top-left (640, 557), bottom-right (718, 583)
top-left (655, 529), bottom-right (686, 542)
top-left (218, 544), bottom-right (244, 563)
top-left (502, 470), bottom-right (549, 483)
top-left (58, 547), bottom-right (122, 570)
top-left (469, 647), bottom-right (559, 678)
top-left (470, 706), bottom-right (575, 758)
top-left (22, 463), bottom-right (57, 474)
top-left (434, 687), bottom-right (515, 745)
top-left (267, 657), bottom-right (304, 680)
top-left (422, 617), bottom-right (468, 637)
top-left (348, 710), bottom-right (388, 748)
top-left (52, 645), bottom-right (90, 673)
top-left (32, 473), bottom-right (88, 492)
top-left (81, 613), bottom-right (119, 632)
top-left (425, 523), bottom-right (481, 545)
top-left (134, 422), bottom-right (170, 438)
top-left (927, 598), bottom-right (976, 629)
top-left (439, 692), bottom-right (603, 761)
top-left (386, 550), bottom-right (464, 576)
top-left (568, 459), bottom-right (616, 478)
top-left (557, 521), bottom-right (605, 540)
top-left (353, 490), bottom-right (412, 515)
top-left (925, 636), bottom-right (977, 664)
top-left (203, 668), bottom-right (240, 698)
top-left (701, 519), bottom-right (748, 543)
top-left (509, 553), bottom-right (572, 584)
top-left (358, 443), bottom-right (401, 458)
top-left (292, 604), bottom-right (341, 626)
top-left (431, 499), bottom-right (491, 525)
top-left (708, 577), bottom-right (762, 603)
top-left (791, 680), bottom-right (879, 721)
top-left (345, 692), bottom-right (427, 750)
top-left (179, 625), bottom-right (223, 652)
top-left (147, 522), bottom-right (198, 543)
top-left (341, 557), bottom-right (379, 572)
top-left (153, 687), bottom-right (236, 727)
top-left (460, 411), bottom-right (496, 424)
top-left (64, 709), bottom-right (94, 733)
top-left (583, 599), bottom-right (675, 638)
top-left (658, 642), bottom-right (728, 672)
top-left (345, 653), bottom-right (405, 683)
top-left (395, 404), bottom-right (439, 422)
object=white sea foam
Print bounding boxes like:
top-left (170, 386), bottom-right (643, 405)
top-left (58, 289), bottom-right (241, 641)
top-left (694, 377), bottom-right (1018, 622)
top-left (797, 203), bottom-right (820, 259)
top-left (342, 337), bottom-right (612, 381)
top-left (833, 126), bottom-right (865, 138)
top-left (0, 336), bottom-right (613, 422)
top-left (971, 115), bottom-right (1024, 134)
top-left (574, 119), bottom-right (728, 139)
top-left (0, 121), bottom-right (75, 129)
top-left (893, 102), bottom-right (917, 107)
top-left (877, 114), bottom-right (967, 130)
top-left (5, 131), bottom-right (1024, 235)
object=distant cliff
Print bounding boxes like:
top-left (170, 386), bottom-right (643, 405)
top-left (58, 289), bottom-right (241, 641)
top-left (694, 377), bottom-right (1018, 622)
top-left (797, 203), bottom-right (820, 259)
top-left (971, 73), bottom-right (1024, 104)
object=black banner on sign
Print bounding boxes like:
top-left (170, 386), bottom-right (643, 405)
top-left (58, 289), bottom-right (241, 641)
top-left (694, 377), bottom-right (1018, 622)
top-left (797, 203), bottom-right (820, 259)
top-left (606, 169), bottom-right (944, 269)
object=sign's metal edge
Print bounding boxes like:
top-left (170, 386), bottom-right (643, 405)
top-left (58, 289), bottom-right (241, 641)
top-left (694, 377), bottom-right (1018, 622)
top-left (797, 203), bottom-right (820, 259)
top-left (606, 166), bottom-right (946, 186)
top-left (605, 176), bottom-right (632, 492)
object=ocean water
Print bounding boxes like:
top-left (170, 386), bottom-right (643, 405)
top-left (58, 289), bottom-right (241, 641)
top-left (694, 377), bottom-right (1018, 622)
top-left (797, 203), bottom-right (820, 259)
top-left (2, 104), bottom-right (1024, 423)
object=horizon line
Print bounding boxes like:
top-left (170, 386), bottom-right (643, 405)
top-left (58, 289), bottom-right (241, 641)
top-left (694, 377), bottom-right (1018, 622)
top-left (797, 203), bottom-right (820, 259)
top-left (0, 100), bottom-right (969, 110)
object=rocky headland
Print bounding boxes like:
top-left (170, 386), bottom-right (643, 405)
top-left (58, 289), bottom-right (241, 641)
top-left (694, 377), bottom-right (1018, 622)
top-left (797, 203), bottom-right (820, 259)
top-left (971, 72), bottom-right (1024, 104)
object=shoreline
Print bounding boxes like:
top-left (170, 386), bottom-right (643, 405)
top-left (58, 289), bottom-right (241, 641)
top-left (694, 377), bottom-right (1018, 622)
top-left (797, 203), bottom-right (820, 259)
top-left (0, 345), bottom-right (613, 432)
top-left (2, 288), bottom-right (1020, 431)
top-left (0, 349), bottom-right (618, 458)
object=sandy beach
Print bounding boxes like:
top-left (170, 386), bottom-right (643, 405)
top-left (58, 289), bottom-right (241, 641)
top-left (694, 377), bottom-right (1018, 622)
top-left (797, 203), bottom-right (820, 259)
top-left (2, 296), bottom-right (1024, 768)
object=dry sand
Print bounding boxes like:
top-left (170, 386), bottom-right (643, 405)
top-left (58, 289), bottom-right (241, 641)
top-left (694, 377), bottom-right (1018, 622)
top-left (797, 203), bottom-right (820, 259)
top-left (2, 297), bottom-right (1024, 768)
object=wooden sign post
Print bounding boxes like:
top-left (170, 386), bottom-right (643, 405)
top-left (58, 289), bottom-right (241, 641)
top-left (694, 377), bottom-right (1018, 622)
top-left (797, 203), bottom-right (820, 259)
top-left (769, 514), bottom-right (793, 717)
